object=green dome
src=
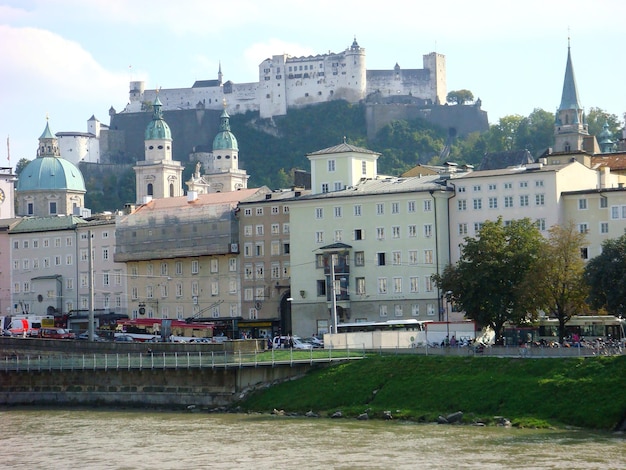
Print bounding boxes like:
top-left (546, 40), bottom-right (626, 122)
top-left (17, 156), bottom-right (86, 192)
top-left (145, 96), bottom-right (172, 141)
top-left (212, 109), bottom-right (238, 151)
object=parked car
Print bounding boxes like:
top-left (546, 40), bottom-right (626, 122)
top-left (77, 332), bottom-right (106, 341)
top-left (272, 335), bottom-right (313, 350)
top-left (303, 336), bottom-right (324, 348)
top-left (40, 328), bottom-right (75, 339)
top-left (114, 334), bottom-right (135, 342)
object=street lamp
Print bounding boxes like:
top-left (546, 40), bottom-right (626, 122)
top-left (445, 291), bottom-right (453, 342)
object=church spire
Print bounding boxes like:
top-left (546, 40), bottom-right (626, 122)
top-left (558, 39), bottom-right (582, 112)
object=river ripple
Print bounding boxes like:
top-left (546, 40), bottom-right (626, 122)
top-left (0, 409), bottom-right (624, 469)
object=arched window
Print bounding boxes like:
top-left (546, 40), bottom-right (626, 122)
top-left (147, 183), bottom-right (153, 196)
top-left (169, 183), bottom-right (174, 197)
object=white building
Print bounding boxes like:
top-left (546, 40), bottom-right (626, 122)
top-left (288, 142), bottom-right (454, 336)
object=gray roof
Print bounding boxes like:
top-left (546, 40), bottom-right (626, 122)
top-left (9, 216), bottom-right (87, 233)
top-left (292, 175), bottom-right (448, 201)
top-left (307, 142), bottom-right (380, 157)
top-left (477, 150), bottom-right (534, 171)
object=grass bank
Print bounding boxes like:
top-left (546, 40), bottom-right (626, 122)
top-left (236, 354), bottom-right (626, 431)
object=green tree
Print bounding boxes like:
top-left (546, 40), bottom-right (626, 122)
top-left (14, 157), bottom-right (31, 177)
top-left (584, 232), bottom-right (626, 318)
top-left (514, 108), bottom-right (555, 156)
top-left (446, 89), bottom-right (474, 105)
top-left (586, 107), bottom-right (621, 139)
top-left (532, 222), bottom-right (589, 343)
top-left (433, 218), bottom-right (544, 343)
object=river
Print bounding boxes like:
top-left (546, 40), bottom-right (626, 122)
top-left (1, 409), bottom-right (624, 469)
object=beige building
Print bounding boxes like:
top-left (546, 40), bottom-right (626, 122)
top-left (237, 188), bottom-right (306, 337)
top-left (114, 189), bottom-right (269, 330)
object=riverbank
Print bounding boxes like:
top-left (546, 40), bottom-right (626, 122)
top-left (234, 354), bottom-right (626, 431)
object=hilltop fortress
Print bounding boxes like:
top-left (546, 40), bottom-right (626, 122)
top-left (121, 38), bottom-right (447, 119)
top-left (66, 39), bottom-right (487, 166)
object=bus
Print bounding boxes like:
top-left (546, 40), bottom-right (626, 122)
top-left (336, 319), bottom-right (432, 333)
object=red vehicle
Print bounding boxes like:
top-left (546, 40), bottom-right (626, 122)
top-left (40, 328), bottom-right (76, 339)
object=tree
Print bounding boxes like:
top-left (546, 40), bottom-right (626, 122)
top-left (14, 157), bottom-right (31, 177)
top-left (584, 232), bottom-right (626, 318)
top-left (446, 89), bottom-right (474, 105)
top-left (433, 218), bottom-right (544, 343)
top-left (586, 107), bottom-right (621, 139)
top-left (514, 108), bottom-right (555, 156)
top-left (532, 222), bottom-right (589, 343)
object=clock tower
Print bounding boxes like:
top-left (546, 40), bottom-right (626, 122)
top-left (0, 166), bottom-right (16, 220)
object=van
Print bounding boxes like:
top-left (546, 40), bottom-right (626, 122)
top-left (40, 328), bottom-right (75, 340)
top-left (272, 335), bottom-right (312, 350)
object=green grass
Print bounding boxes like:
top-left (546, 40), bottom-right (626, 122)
top-left (235, 354), bottom-right (626, 430)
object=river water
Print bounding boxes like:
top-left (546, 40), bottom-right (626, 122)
top-left (1, 409), bottom-right (624, 469)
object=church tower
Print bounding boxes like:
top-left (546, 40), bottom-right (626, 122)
top-left (553, 42), bottom-right (589, 153)
top-left (134, 95), bottom-right (183, 203)
top-left (199, 101), bottom-right (249, 193)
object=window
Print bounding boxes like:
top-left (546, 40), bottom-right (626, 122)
top-left (377, 252), bottom-right (386, 266)
top-left (600, 222), bottom-right (609, 234)
top-left (355, 251), bottom-right (365, 266)
top-left (488, 183), bottom-right (497, 191)
top-left (271, 206), bottom-right (279, 215)
top-left (315, 231), bottom-right (324, 243)
top-left (376, 227), bottom-right (385, 240)
top-left (427, 303), bottom-right (435, 316)
top-left (321, 183), bottom-right (329, 193)
top-left (255, 225), bottom-right (264, 236)
top-left (23, 240), bottom-right (29, 249)
top-left (423, 224), bottom-right (432, 238)
top-left (377, 278), bottom-right (387, 294)
top-left (425, 277), bottom-right (433, 292)
top-left (244, 288), bottom-right (254, 301)
top-left (244, 225), bottom-right (253, 236)
top-left (473, 185), bottom-right (481, 192)
top-left (334, 230), bottom-right (343, 242)
top-left (394, 304), bottom-right (403, 317)
top-left (362, 161), bottom-right (367, 175)
top-left (191, 260), bottom-right (199, 274)
top-left (271, 223), bottom-right (280, 234)
top-left (504, 182), bottom-right (512, 189)
top-left (535, 194), bottom-right (545, 206)
top-left (519, 195), bottom-right (529, 207)
top-left (255, 264), bottom-right (264, 279)
top-left (392, 226), bottom-right (400, 239)
top-left (578, 223), bottom-right (589, 234)
top-left (580, 247), bottom-right (589, 260)
top-left (424, 250), bottom-right (433, 264)
top-left (504, 196), bottom-right (513, 208)
top-left (536, 218), bottom-right (546, 231)
top-left (411, 304), bottom-right (420, 317)
top-left (161, 262), bottom-right (168, 276)
top-left (578, 198), bottom-right (588, 210)
top-left (255, 243), bottom-right (264, 256)
top-left (408, 201), bottom-right (416, 213)
top-left (379, 305), bottom-right (388, 317)
top-left (65, 255), bottom-right (72, 265)
top-left (393, 277), bottom-right (402, 294)
top-left (244, 208), bottom-right (252, 216)
top-left (488, 197), bottom-right (498, 209)
top-left (176, 261), bottom-right (183, 275)
top-left (328, 159), bottom-right (336, 172)
top-left (520, 181), bottom-right (528, 188)
top-left (283, 223), bottom-right (290, 234)
top-left (176, 283), bottom-right (183, 297)
top-left (600, 197), bottom-right (608, 209)
top-left (392, 251), bottom-right (401, 265)
top-left (473, 198), bottom-right (482, 210)
top-left (354, 204), bottom-right (362, 216)
top-left (102, 273), bottom-right (110, 286)
top-left (334, 182), bottom-right (342, 191)
top-left (458, 223), bottom-right (468, 235)
top-left (317, 280), bottom-right (326, 296)
top-left (408, 225), bottom-right (417, 237)
top-left (391, 202), bottom-right (400, 214)
top-left (458, 199), bottom-right (467, 211)
top-left (244, 264), bottom-right (253, 280)
top-left (315, 208), bottom-right (323, 219)
top-left (271, 240), bottom-right (280, 256)
top-left (409, 250), bottom-right (418, 265)
top-left (162, 284), bottom-right (169, 298)
top-left (244, 243), bottom-right (253, 257)
top-left (256, 207), bottom-right (264, 216)
top-left (49, 201), bottom-right (57, 215)
top-left (410, 277), bottom-right (419, 293)
top-left (423, 200), bottom-right (432, 212)
top-left (354, 228), bottom-right (364, 240)
top-left (334, 206), bottom-right (342, 218)
top-left (376, 203), bottom-right (384, 215)
top-left (210, 281), bottom-right (218, 296)
top-left (271, 263), bottom-right (281, 279)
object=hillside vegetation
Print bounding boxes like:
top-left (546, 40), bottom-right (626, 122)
top-left (236, 354), bottom-right (626, 431)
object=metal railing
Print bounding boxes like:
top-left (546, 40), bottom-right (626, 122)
top-left (2, 347), bottom-right (365, 373)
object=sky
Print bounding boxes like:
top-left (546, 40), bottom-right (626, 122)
top-left (1, 0), bottom-right (625, 167)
